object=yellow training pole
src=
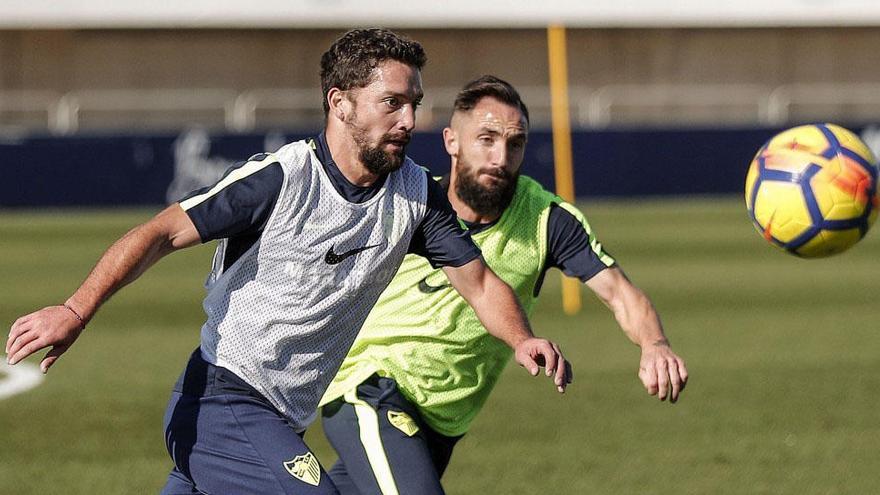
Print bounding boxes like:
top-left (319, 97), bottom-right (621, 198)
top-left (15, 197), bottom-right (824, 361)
top-left (547, 24), bottom-right (581, 315)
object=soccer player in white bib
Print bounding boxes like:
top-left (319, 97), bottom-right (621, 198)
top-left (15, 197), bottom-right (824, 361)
top-left (319, 76), bottom-right (689, 494)
top-left (5, 32), bottom-right (572, 495)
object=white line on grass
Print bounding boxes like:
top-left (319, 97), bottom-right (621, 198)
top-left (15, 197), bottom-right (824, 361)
top-left (0, 360), bottom-right (44, 400)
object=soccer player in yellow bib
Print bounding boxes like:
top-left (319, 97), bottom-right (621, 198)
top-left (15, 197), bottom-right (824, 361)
top-left (320, 75), bottom-right (689, 495)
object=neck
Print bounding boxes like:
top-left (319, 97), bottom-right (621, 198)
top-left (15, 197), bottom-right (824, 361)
top-left (325, 124), bottom-right (381, 187)
top-left (447, 166), bottom-right (503, 224)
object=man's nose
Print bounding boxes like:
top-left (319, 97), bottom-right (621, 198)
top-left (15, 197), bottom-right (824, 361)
top-left (492, 142), bottom-right (508, 168)
top-left (398, 105), bottom-right (416, 132)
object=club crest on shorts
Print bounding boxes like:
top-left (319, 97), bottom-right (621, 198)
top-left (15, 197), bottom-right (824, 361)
top-left (387, 410), bottom-right (420, 437)
top-left (283, 452), bottom-right (321, 486)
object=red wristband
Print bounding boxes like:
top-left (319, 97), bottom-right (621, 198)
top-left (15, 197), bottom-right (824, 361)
top-left (61, 304), bottom-right (86, 329)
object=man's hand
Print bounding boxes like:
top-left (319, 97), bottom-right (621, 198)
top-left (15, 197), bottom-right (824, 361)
top-left (6, 205), bottom-right (199, 375)
top-left (514, 337), bottom-right (573, 393)
top-left (637, 339), bottom-right (688, 403)
top-left (443, 260), bottom-right (573, 394)
top-left (6, 305), bottom-right (85, 373)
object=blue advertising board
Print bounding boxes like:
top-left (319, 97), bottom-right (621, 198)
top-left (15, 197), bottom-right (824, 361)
top-left (3, 126), bottom-right (878, 207)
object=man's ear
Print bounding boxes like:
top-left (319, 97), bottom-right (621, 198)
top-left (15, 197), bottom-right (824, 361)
top-left (327, 88), bottom-right (352, 122)
top-left (443, 127), bottom-right (458, 156)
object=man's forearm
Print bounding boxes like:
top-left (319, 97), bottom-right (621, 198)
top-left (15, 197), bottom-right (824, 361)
top-left (470, 273), bottom-right (534, 349)
top-left (444, 259), bottom-right (570, 390)
top-left (7, 205), bottom-right (199, 371)
top-left (444, 258), bottom-right (535, 349)
top-left (613, 285), bottom-right (668, 348)
top-left (66, 216), bottom-right (183, 322)
top-left (65, 227), bottom-right (171, 322)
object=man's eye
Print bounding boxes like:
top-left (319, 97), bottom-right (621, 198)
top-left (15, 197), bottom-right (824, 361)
top-left (385, 98), bottom-right (400, 108)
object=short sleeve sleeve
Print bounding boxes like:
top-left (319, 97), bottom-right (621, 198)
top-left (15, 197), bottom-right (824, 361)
top-left (407, 172), bottom-right (482, 268)
top-left (178, 154), bottom-right (284, 243)
top-left (545, 202), bottom-right (616, 282)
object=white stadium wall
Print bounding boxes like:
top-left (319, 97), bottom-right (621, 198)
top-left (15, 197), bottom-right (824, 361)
top-left (2, 0), bottom-right (880, 28)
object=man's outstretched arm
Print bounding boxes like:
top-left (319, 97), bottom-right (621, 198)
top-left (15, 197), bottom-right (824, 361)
top-left (585, 266), bottom-right (688, 403)
top-left (6, 204), bottom-right (200, 372)
top-left (443, 258), bottom-right (572, 393)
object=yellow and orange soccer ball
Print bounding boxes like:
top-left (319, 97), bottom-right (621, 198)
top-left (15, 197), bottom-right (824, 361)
top-left (745, 123), bottom-right (879, 258)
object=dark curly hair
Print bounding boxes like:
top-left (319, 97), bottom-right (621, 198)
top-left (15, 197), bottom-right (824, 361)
top-left (320, 28), bottom-right (427, 115)
top-left (453, 75), bottom-right (530, 124)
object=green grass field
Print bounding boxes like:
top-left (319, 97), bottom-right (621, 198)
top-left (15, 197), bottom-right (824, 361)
top-left (1, 197), bottom-right (879, 494)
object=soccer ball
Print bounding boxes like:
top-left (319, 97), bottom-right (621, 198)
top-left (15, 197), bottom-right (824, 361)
top-left (745, 123), bottom-right (879, 258)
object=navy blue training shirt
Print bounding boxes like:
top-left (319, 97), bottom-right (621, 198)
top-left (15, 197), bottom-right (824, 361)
top-left (457, 183), bottom-right (611, 282)
top-left (180, 136), bottom-right (481, 271)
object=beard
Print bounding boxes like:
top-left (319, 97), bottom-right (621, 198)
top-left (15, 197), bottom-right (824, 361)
top-left (454, 160), bottom-right (518, 219)
top-left (348, 114), bottom-right (409, 176)
top-left (358, 142), bottom-right (404, 176)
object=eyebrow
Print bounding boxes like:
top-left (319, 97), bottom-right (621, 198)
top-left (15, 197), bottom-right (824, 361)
top-left (382, 91), bottom-right (424, 101)
top-left (478, 126), bottom-right (527, 137)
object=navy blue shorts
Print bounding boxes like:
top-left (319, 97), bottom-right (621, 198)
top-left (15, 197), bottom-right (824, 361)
top-left (321, 375), bottom-right (461, 495)
top-left (161, 349), bottom-right (339, 495)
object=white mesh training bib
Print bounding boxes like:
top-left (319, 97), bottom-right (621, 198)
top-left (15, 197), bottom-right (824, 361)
top-left (198, 140), bottom-right (428, 430)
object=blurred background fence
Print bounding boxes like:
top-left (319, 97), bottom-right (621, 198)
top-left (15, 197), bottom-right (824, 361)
top-left (8, 82), bottom-right (880, 135)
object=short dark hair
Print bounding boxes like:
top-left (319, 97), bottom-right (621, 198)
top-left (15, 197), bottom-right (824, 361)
top-left (320, 28), bottom-right (427, 115)
top-left (452, 75), bottom-right (530, 124)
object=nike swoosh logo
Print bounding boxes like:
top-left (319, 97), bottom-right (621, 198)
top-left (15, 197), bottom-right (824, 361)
top-left (417, 277), bottom-right (451, 293)
top-left (324, 244), bottom-right (380, 265)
